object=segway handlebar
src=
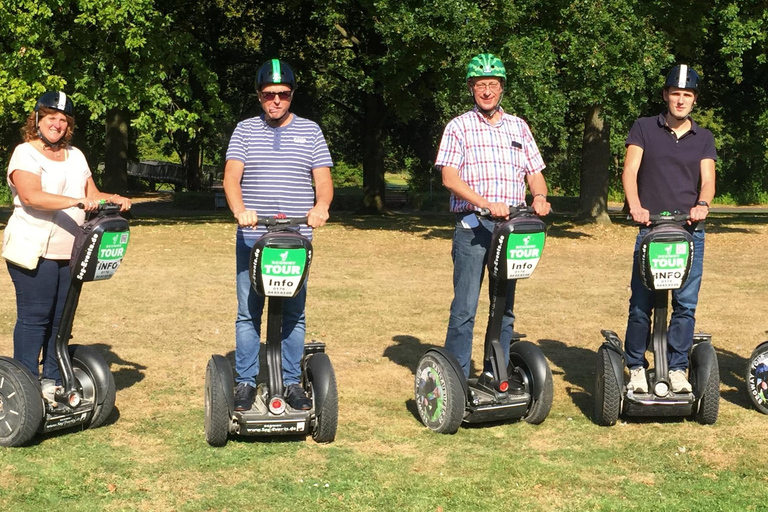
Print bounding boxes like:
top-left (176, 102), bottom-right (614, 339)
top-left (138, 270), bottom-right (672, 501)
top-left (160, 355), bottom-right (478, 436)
top-left (627, 212), bottom-right (691, 225)
top-left (478, 205), bottom-right (535, 219)
top-left (256, 216), bottom-right (308, 227)
top-left (76, 201), bottom-right (122, 213)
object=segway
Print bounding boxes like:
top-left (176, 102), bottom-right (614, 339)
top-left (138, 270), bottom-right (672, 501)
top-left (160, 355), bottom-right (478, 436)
top-left (414, 206), bottom-right (554, 434)
top-left (204, 216), bottom-right (338, 446)
top-left (595, 212), bottom-right (719, 426)
top-left (746, 340), bottom-right (768, 414)
top-left (0, 203), bottom-right (127, 447)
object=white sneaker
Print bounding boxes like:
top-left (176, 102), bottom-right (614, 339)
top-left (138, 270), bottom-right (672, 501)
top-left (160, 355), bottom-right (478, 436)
top-left (628, 367), bottom-right (648, 393)
top-left (669, 370), bottom-right (692, 393)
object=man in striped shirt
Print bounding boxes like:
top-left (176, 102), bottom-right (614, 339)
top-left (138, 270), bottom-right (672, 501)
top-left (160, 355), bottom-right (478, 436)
top-left (223, 59), bottom-right (334, 412)
top-left (435, 53), bottom-right (551, 379)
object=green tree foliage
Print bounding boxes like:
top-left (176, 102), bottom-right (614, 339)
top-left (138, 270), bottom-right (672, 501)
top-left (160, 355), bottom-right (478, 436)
top-left (2, 0), bottom-right (767, 208)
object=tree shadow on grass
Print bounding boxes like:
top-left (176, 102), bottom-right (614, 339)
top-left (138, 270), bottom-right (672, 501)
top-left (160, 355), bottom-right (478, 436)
top-left (87, 343), bottom-right (147, 392)
top-left (716, 346), bottom-right (754, 409)
top-left (538, 339), bottom-right (598, 419)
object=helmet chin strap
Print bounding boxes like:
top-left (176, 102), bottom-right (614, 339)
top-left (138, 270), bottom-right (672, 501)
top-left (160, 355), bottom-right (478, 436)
top-left (35, 111), bottom-right (64, 149)
top-left (475, 91), bottom-right (505, 119)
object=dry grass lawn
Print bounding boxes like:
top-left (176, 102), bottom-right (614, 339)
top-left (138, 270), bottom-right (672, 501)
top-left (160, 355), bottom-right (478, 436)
top-left (1, 204), bottom-right (767, 510)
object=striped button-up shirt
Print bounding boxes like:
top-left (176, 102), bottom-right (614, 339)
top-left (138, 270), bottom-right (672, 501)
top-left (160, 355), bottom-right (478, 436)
top-left (435, 107), bottom-right (545, 212)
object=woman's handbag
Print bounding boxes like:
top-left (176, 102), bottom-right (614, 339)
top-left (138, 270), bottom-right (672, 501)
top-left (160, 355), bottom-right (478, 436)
top-left (2, 231), bottom-right (46, 270)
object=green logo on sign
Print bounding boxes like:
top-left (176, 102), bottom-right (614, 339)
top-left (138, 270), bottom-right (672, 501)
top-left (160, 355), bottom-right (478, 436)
top-left (98, 231), bottom-right (130, 261)
top-left (505, 231), bottom-right (545, 279)
top-left (261, 248), bottom-right (307, 277)
top-left (648, 241), bottom-right (689, 289)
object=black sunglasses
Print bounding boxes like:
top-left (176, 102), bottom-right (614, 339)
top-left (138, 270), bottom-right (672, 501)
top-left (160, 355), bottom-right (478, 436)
top-left (260, 90), bottom-right (292, 101)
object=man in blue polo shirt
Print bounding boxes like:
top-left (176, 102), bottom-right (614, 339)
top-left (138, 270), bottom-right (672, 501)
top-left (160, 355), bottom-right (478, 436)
top-left (623, 64), bottom-right (717, 394)
top-left (223, 59), bottom-right (334, 411)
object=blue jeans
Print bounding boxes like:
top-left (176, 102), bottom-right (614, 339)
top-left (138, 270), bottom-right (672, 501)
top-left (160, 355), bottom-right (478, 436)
top-left (624, 226), bottom-right (705, 371)
top-left (7, 259), bottom-right (70, 381)
top-left (444, 214), bottom-right (517, 378)
top-left (235, 236), bottom-right (306, 387)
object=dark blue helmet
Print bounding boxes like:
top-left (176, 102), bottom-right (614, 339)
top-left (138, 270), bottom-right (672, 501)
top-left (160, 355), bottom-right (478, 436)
top-left (256, 59), bottom-right (296, 91)
top-left (664, 65), bottom-right (700, 93)
top-left (35, 91), bottom-right (74, 116)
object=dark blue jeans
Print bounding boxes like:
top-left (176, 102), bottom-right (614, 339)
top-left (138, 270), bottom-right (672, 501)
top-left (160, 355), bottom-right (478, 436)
top-left (235, 236), bottom-right (307, 387)
top-left (444, 214), bottom-right (517, 378)
top-left (624, 226), bottom-right (705, 371)
top-left (7, 258), bottom-right (70, 381)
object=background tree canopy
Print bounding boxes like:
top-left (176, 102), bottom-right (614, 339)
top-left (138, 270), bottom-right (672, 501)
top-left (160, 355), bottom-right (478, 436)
top-left (1, 0), bottom-right (766, 216)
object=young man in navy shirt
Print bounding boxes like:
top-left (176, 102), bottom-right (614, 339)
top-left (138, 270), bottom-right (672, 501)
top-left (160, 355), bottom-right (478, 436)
top-left (622, 64), bottom-right (717, 394)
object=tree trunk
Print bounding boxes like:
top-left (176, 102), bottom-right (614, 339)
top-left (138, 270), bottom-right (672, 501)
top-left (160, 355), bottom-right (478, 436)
top-left (103, 109), bottom-right (130, 193)
top-left (361, 92), bottom-right (386, 214)
top-left (186, 141), bottom-right (202, 191)
top-left (577, 104), bottom-right (611, 224)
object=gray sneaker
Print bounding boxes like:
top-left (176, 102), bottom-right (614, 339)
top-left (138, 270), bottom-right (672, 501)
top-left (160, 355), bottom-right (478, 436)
top-left (40, 378), bottom-right (61, 407)
top-left (628, 367), bottom-right (648, 393)
top-left (669, 369), bottom-right (692, 393)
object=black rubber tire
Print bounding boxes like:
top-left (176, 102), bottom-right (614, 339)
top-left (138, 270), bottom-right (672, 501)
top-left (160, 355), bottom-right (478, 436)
top-left (745, 342), bottom-right (768, 414)
top-left (310, 365), bottom-right (338, 443)
top-left (70, 345), bottom-right (116, 429)
top-left (696, 356), bottom-right (720, 425)
top-left (594, 348), bottom-right (621, 426)
top-left (414, 352), bottom-right (465, 434)
top-left (205, 358), bottom-right (230, 447)
top-left (0, 357), bottom-right (43, 447)
top-left (508, 347), bottom-right (554, 425)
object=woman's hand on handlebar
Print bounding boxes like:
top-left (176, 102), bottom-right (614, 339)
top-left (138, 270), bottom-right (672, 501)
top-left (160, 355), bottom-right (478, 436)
top-left (73, 197), bottom-right (100, 212)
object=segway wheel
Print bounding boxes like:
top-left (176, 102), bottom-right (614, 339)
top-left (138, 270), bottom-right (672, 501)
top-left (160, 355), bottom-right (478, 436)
top-left (414, 352), bottom-right (465, 434)
top-left (0, 357), bottom-right (43, 447)
top-left (594, 347), bottom-right (621, 426)
top-left (311, 368), bottom-right (338, 444)
top-left (508, 342), bottom-right (553, 425)
top-left (746, 342), bottom-right (768, 414)
top-left (70, 345), bottom-right (116, 429)
top-left (696, 355), bottom-right (720, 425)
top-left (205, 358), bottom-right (231, 447)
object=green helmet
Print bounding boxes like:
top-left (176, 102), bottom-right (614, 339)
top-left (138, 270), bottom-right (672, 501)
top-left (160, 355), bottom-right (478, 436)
top-left (466, 53), bottom-right (507, 83)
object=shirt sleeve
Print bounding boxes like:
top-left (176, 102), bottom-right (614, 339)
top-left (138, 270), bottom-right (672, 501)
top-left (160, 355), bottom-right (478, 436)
top-left (7, 144), bottom-right (42, 181)
top-left (434, 121), bottom-right (463, 170)
top-left (226, 121), bottom-right (248, 163)
top-left (522, 123), bottom-right (546, 175)
top-left (312, 126), bottom-right (334, 169)
top-left (702, 131), bottom-right (718, 162)
top-left (625, 119), bottom-right (645, 149)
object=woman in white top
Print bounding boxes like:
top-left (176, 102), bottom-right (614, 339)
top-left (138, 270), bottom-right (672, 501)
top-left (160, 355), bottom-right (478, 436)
top-left (2, 91), bottom-right (131, 387)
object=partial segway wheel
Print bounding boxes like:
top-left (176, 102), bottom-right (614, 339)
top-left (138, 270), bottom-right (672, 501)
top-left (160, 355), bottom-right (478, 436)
top-left (696, 355), bottom-right (720, 425)
top-left (205, 356), bottom-right (232, 447)
top-left (746, 342), bottom-right (768, 414)
top-left (414, 352), bottom-right (465, 434)
top-left (70, 345), bottom-right (116, 429)
top-left (310, 365), bottom-right (338, 444)
top-left (508, 342), bottom-right (553, 425)
top-left (0, 357), bottom-right (43, 447)
top-left (594, 347), bottom-right (621, 426)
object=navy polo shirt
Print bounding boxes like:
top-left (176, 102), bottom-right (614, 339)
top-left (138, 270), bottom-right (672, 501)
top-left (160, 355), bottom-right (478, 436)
top-left (626, 112), bottom-right (717, 215)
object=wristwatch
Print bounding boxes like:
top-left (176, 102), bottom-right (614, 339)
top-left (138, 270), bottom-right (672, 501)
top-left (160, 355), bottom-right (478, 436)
top-left (696, 200), bottom-right (709, 208)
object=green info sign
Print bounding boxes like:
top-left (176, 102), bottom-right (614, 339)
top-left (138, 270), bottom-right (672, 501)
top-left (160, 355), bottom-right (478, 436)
top-left (94, 231), bottom-right (130, 280)
top-left (505, 231), bottom-right (545, 279)
top-left (260, 247), bottom-right (307, 297)
top-left (648, 241), bottom-right (690, 289)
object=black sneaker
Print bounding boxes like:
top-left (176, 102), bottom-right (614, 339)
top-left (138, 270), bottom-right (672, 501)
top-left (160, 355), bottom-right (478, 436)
top-left (285, 384), bottom-right (312, 410)
top-left (234, 382), bottom-right (256, 411)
